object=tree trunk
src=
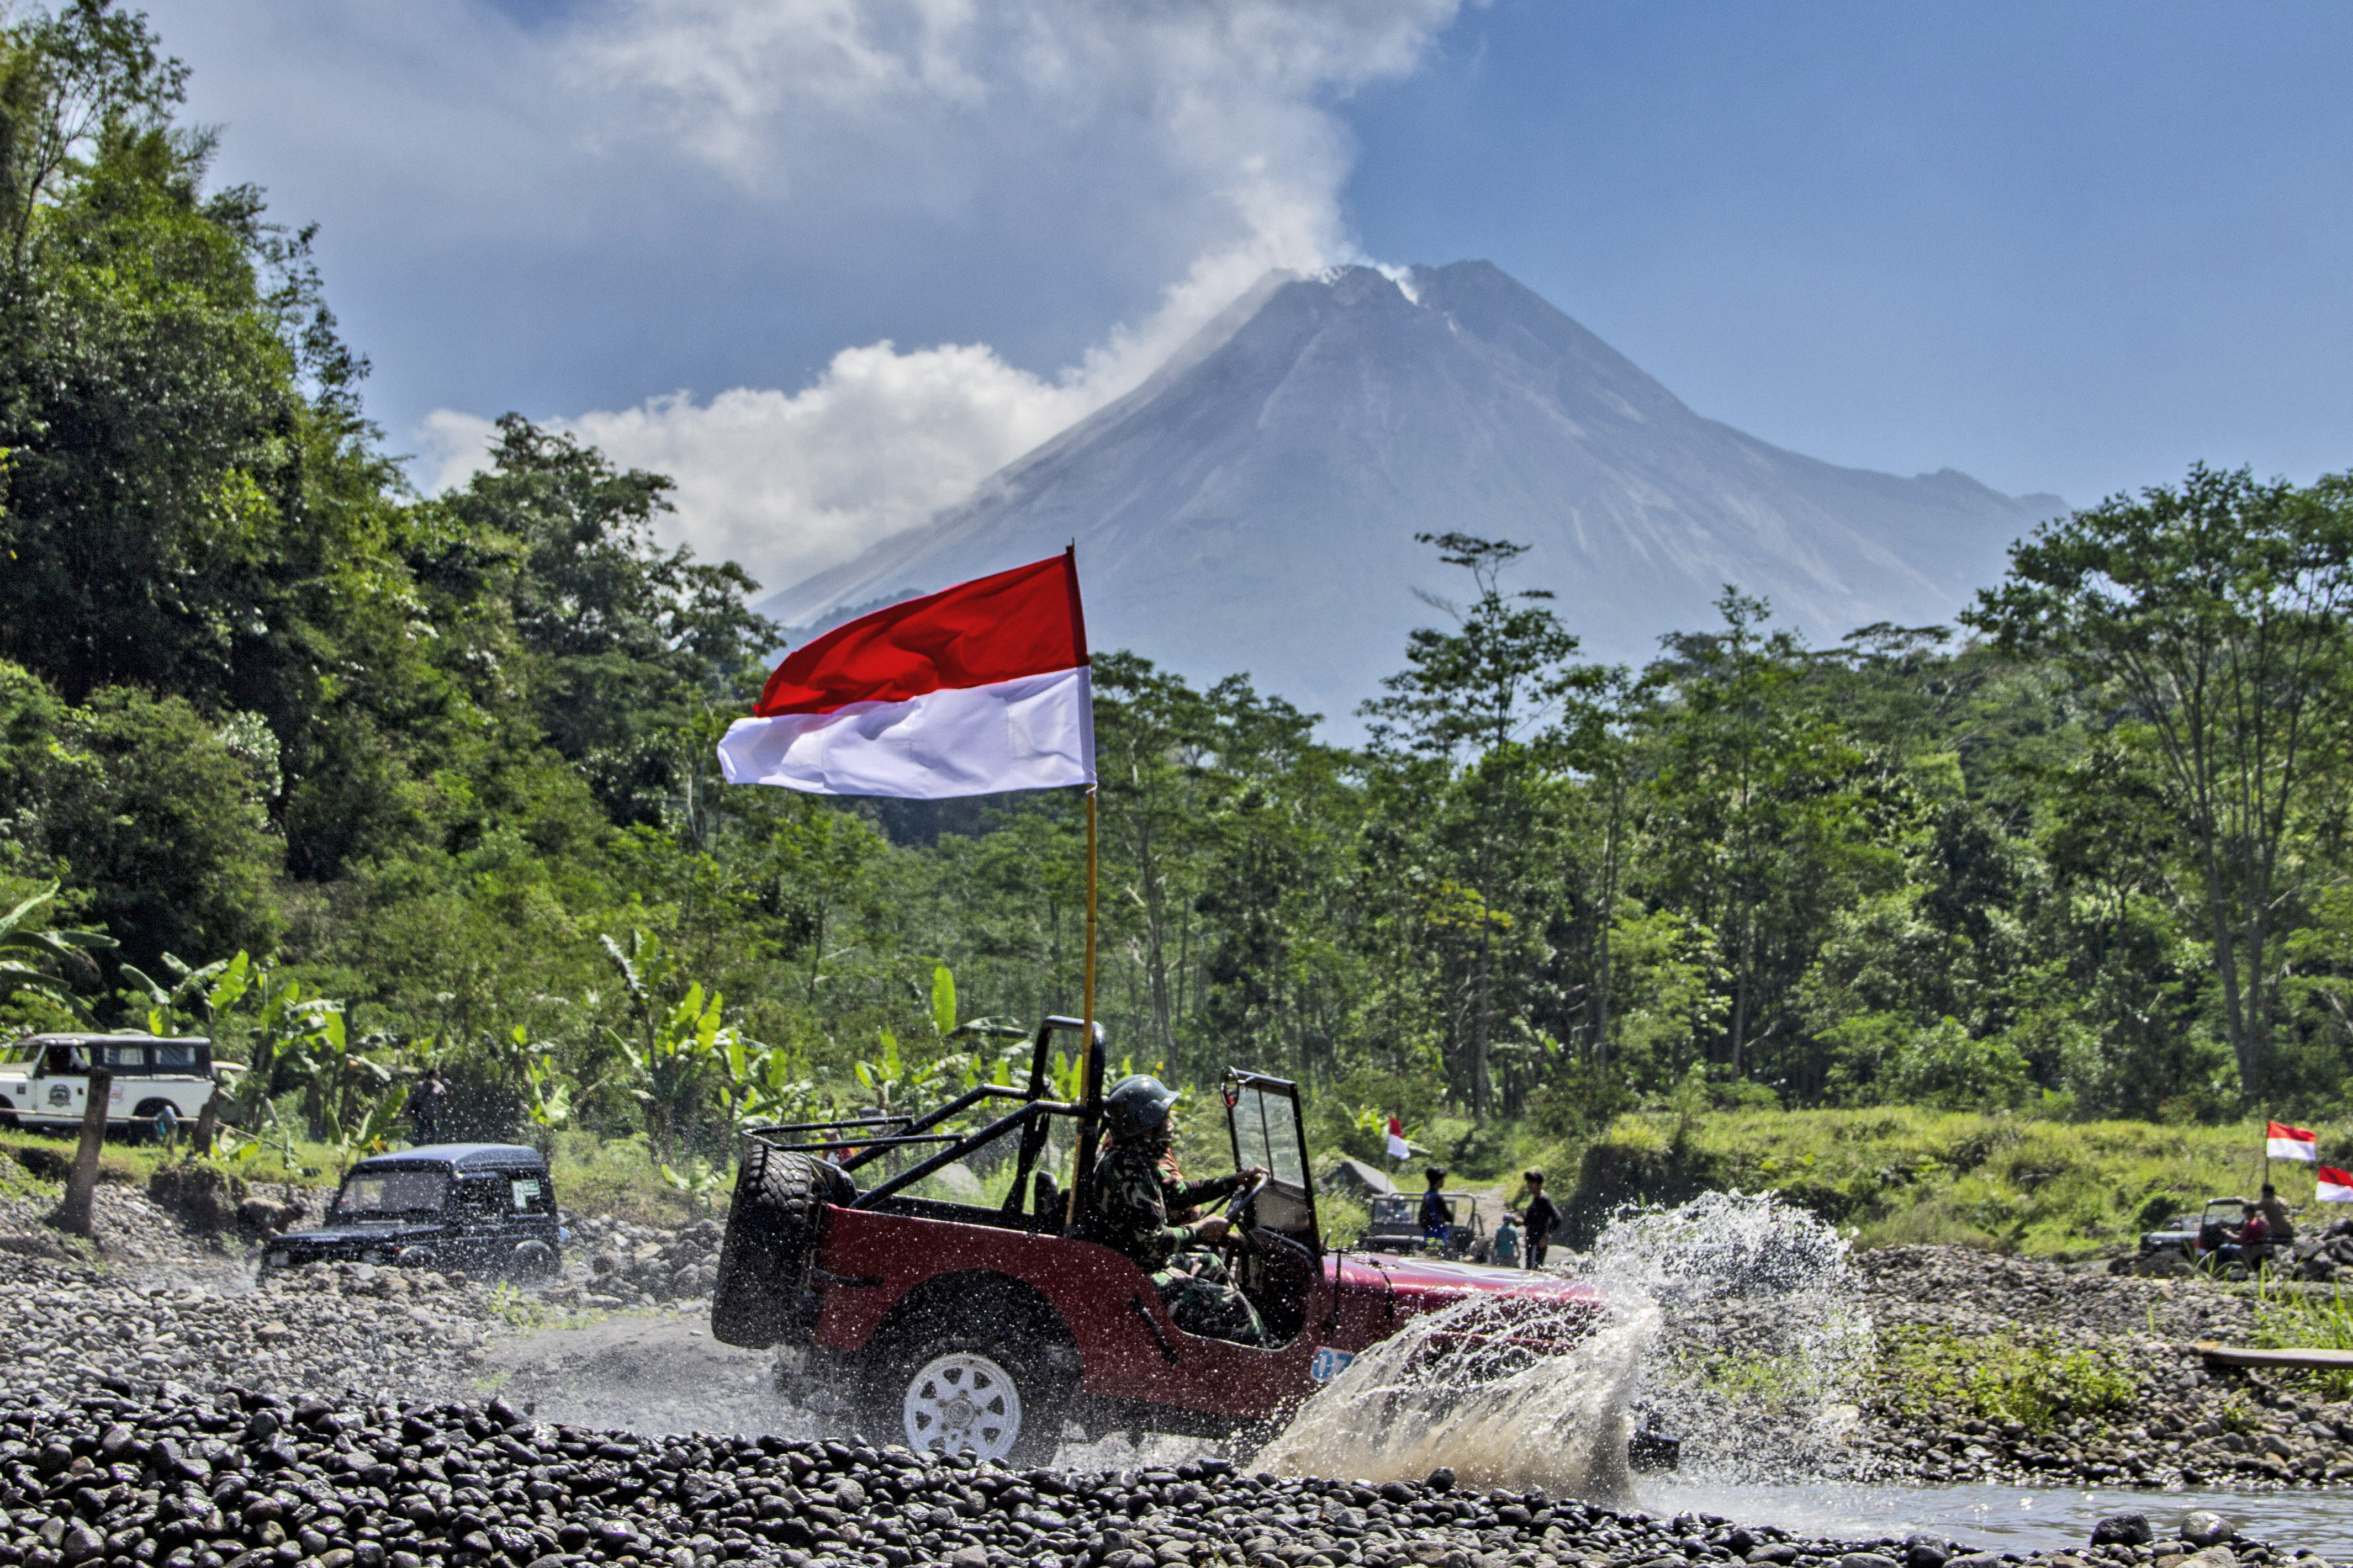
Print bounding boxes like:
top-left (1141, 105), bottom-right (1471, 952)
top-left (1728, 906), bottom-right (1754, 1076)
top-left (1593, 778), bottom-right (1625, 1072)
top-left (192, 1074), bottom-right (219, 1156)
top-left (2195, 820), bottom-right (2257, 1096)
top-left (1471, 931), bottom-right (1494, 1119)
top-left (1132, 813), bottom-right (1177, 1062)
top-left (54, 1069), bottom-right (111, 1238)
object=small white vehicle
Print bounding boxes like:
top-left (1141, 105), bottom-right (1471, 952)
top-left (0, 1034), bottom-right (241, 1134)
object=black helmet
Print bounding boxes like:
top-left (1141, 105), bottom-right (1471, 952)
top-left (1104, 1074), bottom-right (1181, 1142)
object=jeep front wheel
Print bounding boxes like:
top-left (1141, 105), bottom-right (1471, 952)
top-left (865, 1336), bottom-right (1066, 1465)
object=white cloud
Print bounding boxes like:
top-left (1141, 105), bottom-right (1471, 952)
top-left (407, 0), bottom-right (1466, 596)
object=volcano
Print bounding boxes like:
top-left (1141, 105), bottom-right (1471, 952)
top-left (761, 262), bottom-right (2061, 725)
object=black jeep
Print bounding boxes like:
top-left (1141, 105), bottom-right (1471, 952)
top-left (263, 1143), bottom-right (563, 1280)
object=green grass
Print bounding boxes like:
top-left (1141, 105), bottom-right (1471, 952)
top-left (2252, 1279), bottom-right (2353, 1399)
top-left (1548, 1106), bottom-right (2289, 1258)
top-left (1879, 1325), bottom-right (2142, 1433)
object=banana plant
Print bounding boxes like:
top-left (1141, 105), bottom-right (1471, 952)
top-left (854, 1027), bottom-right (949, 1120)
top-left (713, 1030), bottom-right (815, 1130)
top-left (614, 982), bottom-right (733, 1167)
top-left (330, 1081), bottom-right (410, 1166)
top-left (0, 884), bottom-right (114, 1018)
top-left (230, 974), bottom-right (345, 1129)
top-left (660, 1155), bottom-right (729, 1214)
top-left (921, 963), bottom-right (1030, 1093)
top-left (119, 950), bottom-right (250, 1036)
top-left (523, 1042), bottom-right (577, 1132)
top-left (1050, 1048), bottom-right (1141, 1104)
top-left (277, 1008), bottom-right (401, 1141)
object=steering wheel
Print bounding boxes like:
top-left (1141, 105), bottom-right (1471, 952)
top-left (1217, 1172), bottom-right (1271, 1249)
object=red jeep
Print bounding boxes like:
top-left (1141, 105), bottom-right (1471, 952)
top-left (711, 1017), bottom-right (1603, 1463)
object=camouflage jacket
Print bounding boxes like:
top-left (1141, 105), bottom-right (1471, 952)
top-left (1091, 1143), bottom-right (1244, 1274)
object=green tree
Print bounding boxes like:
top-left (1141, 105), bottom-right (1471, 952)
top-left (1360, 534), bottom-right (1592, 1114)
top-left (1966, 464), bottom-right (2353, 1098)
top-left (440, 416), bottom-right (776, 827)
top-left (1635, 590), bottom-right (1901, 1092)
top-left (0, 882), bottom-right (110, 1016)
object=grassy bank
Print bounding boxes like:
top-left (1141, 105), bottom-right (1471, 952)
top-left (0, 1122), bottom-right (714, 1227)
top-left (0, 1100), bottom-right (2313, 1259)
top-left (1557, 1107), bottom-right (2298, 1258)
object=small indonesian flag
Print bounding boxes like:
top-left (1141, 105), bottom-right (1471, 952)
top-left (2319, 1167), bottom-right (2353, 1204)
top-left (1386, 1116), bottom-right (1410, 1162)
top-left (718, 553), bottom-right (1094, 798)
top-left (2268, 1121), bottom-right (2319, 1162)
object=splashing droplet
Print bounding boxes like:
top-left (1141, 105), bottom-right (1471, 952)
top-left (1252, 1191), bottom-right (1870, 1497)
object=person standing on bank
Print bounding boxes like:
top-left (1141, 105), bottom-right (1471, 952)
top-left (409, 1068), bottom-right (450, 1147)
top-left (1519, 1169), bottom-right (1561, 1269)
top-left (1418, 1167), bottom-right (1452, 1251)
top-left (2258, 1183), bottom-right (2298, 1246)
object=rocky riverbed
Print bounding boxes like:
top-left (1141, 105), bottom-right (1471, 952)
top-left (1838, 1248), bottom-right (2353, 1492)
top-left (0, 1181), bottom-right (2343, 1568)
top-left (0, 1381), bottom-right (2330, 1568)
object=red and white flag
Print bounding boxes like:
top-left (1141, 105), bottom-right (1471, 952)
top-left (1386, 1116), bottom-right (1410, 1162)
top-left (2319, 1167), bottom-right (2353, 1204)
top-left (2267, 1121), bottom-right (2319, 1162)
top-left (718, 553), bottom-right (1094, 798)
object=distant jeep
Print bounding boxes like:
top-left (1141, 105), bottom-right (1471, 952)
top-left (0, 1034), bottom-right (243, 1135)
top-left (263, 1143), bottom-right (564, 1281)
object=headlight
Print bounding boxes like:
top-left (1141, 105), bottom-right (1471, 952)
top-left (267, 1251), bottom-right (289, 1268)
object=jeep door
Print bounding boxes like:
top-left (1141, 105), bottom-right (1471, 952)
top-left (30, 1043), bottom-right (90, 1124)
top-left (1223, 1071), bottom-right (1322, 1342)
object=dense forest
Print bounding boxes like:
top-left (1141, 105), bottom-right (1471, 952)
top-left (4, 4), bottom-right (2353, 1178)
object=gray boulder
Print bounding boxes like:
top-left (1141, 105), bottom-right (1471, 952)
top-left (2092, 1513), bottom-right (2153, 1548)
top-left (2179, 1514), bottom-right (2236, 1551)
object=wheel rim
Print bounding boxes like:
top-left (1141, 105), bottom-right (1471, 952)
top-left (900, 1350), bottom-right (1024, 1461)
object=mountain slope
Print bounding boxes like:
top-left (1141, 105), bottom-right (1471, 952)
top-left (763, 262), bottom-right (2061, 724)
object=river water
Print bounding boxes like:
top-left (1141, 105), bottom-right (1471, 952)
top-left (1255, 1196), bottom-right (2353, 1558)
top-left (1636, 1479), bottom-right (2353, 1558)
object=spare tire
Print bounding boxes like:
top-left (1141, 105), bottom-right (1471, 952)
top-left (710, 1146), bottom-right (846, 1348)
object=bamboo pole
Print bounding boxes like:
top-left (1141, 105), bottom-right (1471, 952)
top-left (1084, 785), bottom-right (1098, 1053)
top-left (1064, 785), bottom-right (1101, 1234)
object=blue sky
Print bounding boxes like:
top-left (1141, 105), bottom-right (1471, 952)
top-left (142, 0), bottom-right (2353, 595)
top-left (1348, 2), bottom-right (2353, 504)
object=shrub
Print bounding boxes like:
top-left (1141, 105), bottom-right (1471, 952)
top-left (1881, 1326), bottom-right (2139, 1432)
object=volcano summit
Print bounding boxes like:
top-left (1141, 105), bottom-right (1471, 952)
top-left (763, 262), bottom-right (2061, 723)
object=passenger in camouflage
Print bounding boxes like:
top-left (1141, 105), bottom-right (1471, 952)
top-left (1090, 1074), bottom-right (1271, 1345)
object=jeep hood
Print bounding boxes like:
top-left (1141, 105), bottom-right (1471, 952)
top-left (1331, 1251), bottom-right (1603, 1306)
top-left (279, 1222), bottom-right (446, 1246)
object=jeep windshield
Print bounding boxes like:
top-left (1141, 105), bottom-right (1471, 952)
top-left (331, 1168), bottom-right (450, 1220)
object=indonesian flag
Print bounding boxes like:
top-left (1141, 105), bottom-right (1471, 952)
top-left (2267, 1121), bottom-right (2319, 1162)
top-left (2319, 1167), bottom-right (2353, 1203)
top-left (718, 553), bottom-right (1095, 798)
top-left (1386, 1116), bottom-right (1410, 1162)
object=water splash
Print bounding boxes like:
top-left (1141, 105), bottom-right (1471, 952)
top-left (1252, 1291), bottom-right (1656, 1500)
top-left (1588, 1192), bottom-right (1874, 1484)
top-left (1251, 1191), bottom-right (1871, 1498)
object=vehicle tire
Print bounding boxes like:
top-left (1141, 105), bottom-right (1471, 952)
top-left (859, 1328), bottom-right (1069, 1465)
top-left (710, 1149), bottom-right (837, 1349)
top-left (505, 1240), bottom-right (559, 1284)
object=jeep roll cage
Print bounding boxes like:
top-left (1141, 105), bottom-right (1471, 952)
top-left (741, 1014), bottom-right (1107, 1232)
top-left (737, 1018), bottom-right (1320, 1252)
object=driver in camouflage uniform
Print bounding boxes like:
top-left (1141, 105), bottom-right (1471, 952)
top-left (1091, 1075), bottom-right (1271, 1345)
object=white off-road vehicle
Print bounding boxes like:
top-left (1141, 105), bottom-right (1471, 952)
top-left (0, 1034), bottom-right (241, 1133)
